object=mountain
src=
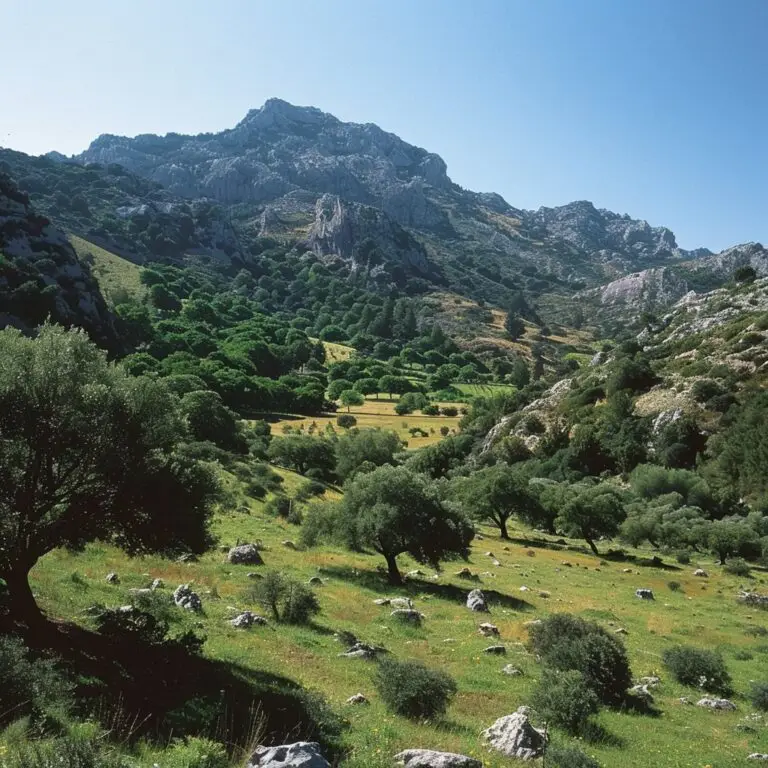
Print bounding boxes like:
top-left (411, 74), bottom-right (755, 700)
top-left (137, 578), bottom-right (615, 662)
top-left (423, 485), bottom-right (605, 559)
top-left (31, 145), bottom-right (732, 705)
top-left (0, 172), bottom-right (118, 347)
top-left (65, 99), bottom-right (726, 305)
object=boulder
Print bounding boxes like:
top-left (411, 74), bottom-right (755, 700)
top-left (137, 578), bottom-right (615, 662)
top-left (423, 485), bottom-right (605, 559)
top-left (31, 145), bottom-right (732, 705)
top-left (694, 569), bottom-right (708, 577)
top-left (373, 598), bottom-right (391, 606)
top-left (479, 622), bottom-right (500, 637)
top-left (339, 642), bottom-right (380, 660)
top-left (639, 676), bottom-right (660, 688)
top-left (748, 754), bottom-right (768, 760)
top-left (346, 693), bottom-right (368, 705)
top-left (614, 627), bottom-right (628, 635)
top-left (391, 609), bottom-right (423, 624)
top-left (177, 553), bottom-right (198, 563)
top-left (390, 597), bottom-right (414, 610)
top-left (173, 584), bottom-right (203, 612)
top-left (635, 588), bottom-right (655, 600)
top-left (519, 585), bottom-right (530, 592)
top-left (406, 569), bottom-right (425, 578)
top-left (228, 544), bottom-right (264, 565)
top-left (466, 589), bottom-right (488, 612)
top-left (231, 611), bottom-right (268, 629)
top-left (502, 665), bottom-right (523, 676)
top-left (483, 645), bottom-right (507, 655)
top-left (247, 741), bottom-right (329, 767)
top-left (482, 707), bottom-right (548, 759)
top-left (455, 567), bottom-right (475, 579)
top-left (105, 572), bottom-right (119, 584)
top-left (282, 540), bottom-right (297, 549)
top-left (696, 698), bottom-right (736, 711)
top-left (150, 578), bottom-right (164, 590)
top-left (629, 684), bottom-right (654, 702)
top-left (128, 588), bottom-right (152, 596)
top-left (307, 577), bottom-right (323, 586)
top-left (394, 749), bottom-right (482, 768)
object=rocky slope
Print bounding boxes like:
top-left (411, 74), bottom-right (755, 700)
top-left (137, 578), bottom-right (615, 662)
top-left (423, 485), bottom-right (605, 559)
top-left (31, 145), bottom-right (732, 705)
top-left (0, 173), bottom-right (118, 347)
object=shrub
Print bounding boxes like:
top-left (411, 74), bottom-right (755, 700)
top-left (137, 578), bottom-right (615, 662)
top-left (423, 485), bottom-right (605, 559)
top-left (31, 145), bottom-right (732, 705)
top-left (749, 681), bottom-right (768, 711)
top-left (528, 614), bottom-right (632, 704)
top-left (667, 580), bottom-right (682, 592)
top-left (1, 736), bottom-right (132, 768)
top-left (662, 646), bottom-right (733, 695)
top-left (675, 550), bottom-right (691, 565)
top-left (545, 742), bottom-right (601, 768)
top-left (374, 658), bottom-right (457, 720)
top-left (441, 406), bottom-right (459, 417)
top-left (247, 571), bottom-right (319, 624)
top-left (530, 669), bottom-right (599, 734)
top-left (723, 557), bottom-right (751, 576)
top-left (422, 404), bottom-right (439, 416)
top-left (264, 496), bottom-right (292, 518)
top-left (336, 414), bottom-right (357, 428)
top-left (733, 649), bottom-right (754, 660)
top-left (440, 426), bottom-right (450, 436)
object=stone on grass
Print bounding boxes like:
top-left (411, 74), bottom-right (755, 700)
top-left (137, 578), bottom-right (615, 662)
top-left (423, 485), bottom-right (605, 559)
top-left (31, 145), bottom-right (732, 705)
top-left (614, 627), bottom-right (628, 635)
top-left (339, 642), bottom-right (381, 660)
top-left (748, 754), bottom-right (768, 760)
top-left (247, 572), bottom-right (262, 579)
top-left (390, 597), bottom-right (414, 610)
top-left (694, 569), bottom-right (708, 577)
top-left (346, 693), bottom-right (368, 705)
top-left (373, 598), bottom-right (391, 606)
top-left (538, 590), bottom-right (551, 598)
top-left (173, 584), bottom-right (202, 612)
top-left (455, 567), bottom-right (475, 579)
top-left (635, 588), bottom-right (655, 600)
top-left (247, 741), bottom-right (329, 768)
top-left (228, 544), bottom-right (264, 565)
top-left (523, 619), bottom-right (542, 628)
top-left (482, 707), bottom-right (548, 759)
top-left (502, 665), bottom-right (523, 676)
top-left (230, 611), bottom-right (268, 629)
top-left (150, 578), bottom-right (164, 590)
top-left (307, 576), bottom-right (323, 586)
top-left (177, 553), bottom-right (198, 563)
top-left (406, 569), bottom-right (425, 578)
top-left (697, 698), bottom-right (736, 711)
top-left (128, 588), bottom-right (152, 596)
top-left (394, 749), bottom-right (482, 768)
top-left (466, 589), bottom-right (488, 612)
top-left (282, 540), bottom-right (297, 549)
top-left (483, 645), bottom-right (507, 655)
top-left (479, 622), bottom-right (499, 637)
top-left (391, 609), bottom-right (423, 624)
top-left (105, 572), bottom-right (119, 584)
top-left (519, 585), bottom-right (530, 592)
top-left (639, 676), bottom-right (660, 687)
top-left (629, 684), bottom-right (654, 702)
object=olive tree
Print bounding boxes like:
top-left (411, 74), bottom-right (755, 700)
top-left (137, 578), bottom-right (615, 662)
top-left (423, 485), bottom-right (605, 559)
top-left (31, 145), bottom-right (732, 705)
top-left (555, 484), bottom-right (626, 556)
top-left (303, 465), bottom-right (473, 583)
top-left (0, 325), bottom-right (219, 624)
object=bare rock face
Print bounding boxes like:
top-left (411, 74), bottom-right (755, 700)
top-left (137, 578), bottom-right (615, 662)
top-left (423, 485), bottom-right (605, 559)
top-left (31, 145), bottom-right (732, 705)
top-left (247, 741), bottom-right (330, 768)
top-left (394, 749), bottom-right (482, 767)
top-left (482, 707), bottom-right (548, 759)
top-left (467, 589), bottom-right (488, 612)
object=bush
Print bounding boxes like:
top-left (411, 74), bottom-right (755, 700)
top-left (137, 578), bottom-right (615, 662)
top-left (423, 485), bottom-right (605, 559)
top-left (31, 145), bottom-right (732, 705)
top-left (749, 681), bottom-right (768, 711)
top-left (422, 404), bottom-right (440, 416)
top-left (662, 646), bottom-right (733, 695)
top-left (1, 736), bottom-right (133, 768)
top-left (723, 557), bottom-right (751, 576)
top-left (667, 581), bottom-right (682, 592)
top-left (374, 658), bottom-right (457, 720)
top-left (264, 496), bottom-right (292, 518)
top-left (545, 743), bottom-right (601, 768)
top-left (441, 406), bottom-right (459, 417)
top-left (530, 669), bottom-right (599, 734)
top-left (336, 414), bottom-right (357, 428)
top-left (675, 550), bottom-right (691, 565)
top-left (528, 614), bottom-right (632, 704)
top-left (247, 571), bottom-right (319, 624)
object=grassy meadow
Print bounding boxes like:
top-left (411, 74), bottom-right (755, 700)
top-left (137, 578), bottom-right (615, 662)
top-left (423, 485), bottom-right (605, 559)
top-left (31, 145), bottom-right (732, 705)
top-left (268, 396), bottom-right (463, 449)
top-left (27, 464), bottom-right (768, 767)
top-left (68, 235), bottom-right (145, 304)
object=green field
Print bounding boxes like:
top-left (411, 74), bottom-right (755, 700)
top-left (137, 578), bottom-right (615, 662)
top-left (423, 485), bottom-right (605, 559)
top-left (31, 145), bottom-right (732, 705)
top-left (26, 472), bottom-right (768, 767)
top-left (454, 382), bottom-right (517, 397)
top-left (69, 234), bottom-right (145, 304)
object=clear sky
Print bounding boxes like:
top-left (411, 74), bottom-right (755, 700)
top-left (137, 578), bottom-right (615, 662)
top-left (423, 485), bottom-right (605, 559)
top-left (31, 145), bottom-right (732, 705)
top-left (2, 0), bottom-right (766, 251)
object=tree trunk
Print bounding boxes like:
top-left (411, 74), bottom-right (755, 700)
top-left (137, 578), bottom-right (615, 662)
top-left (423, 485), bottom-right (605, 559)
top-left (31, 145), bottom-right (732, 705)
top-left (3, 566), bottom-right (43, 626)
top-left (585, 536), bottom-right (599, 556)
top-left (384, 553), bottom-right (402, 585)
top-left (719, 552), bottom-right (727, 565)
top-left (498, 517), bottom-right (510, 540)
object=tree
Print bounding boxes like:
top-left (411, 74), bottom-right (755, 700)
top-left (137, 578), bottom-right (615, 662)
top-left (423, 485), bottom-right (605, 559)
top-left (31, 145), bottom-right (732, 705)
top-left (354, 377), bottom-right (379, 399)
top-left (0, 325), bottom-right (218, 624)
top-left (556, 485), bottom-right (626, 555)
top-left (267, 435), bottom-right (336, 477)
top-left (505, 312), bottom-right (525, 341)
top-left (378, 375), bottom-right (398, 399)
top-left (180, 390), bottom-right (247, 453)
top-left (452, 464), bottom-right (540, 539)
top-left (335, 429), bottom-right (403, 481)
top-left (339, 389), bottom-right (364, 412)
top-left (307, 465), bottom-right (473, 583)
top-left (734, 265), bottom-right (758, 284)
top-left (327, 378), bottom-right (353, 401)
top-left (707, 518), bottom-right (758, 565)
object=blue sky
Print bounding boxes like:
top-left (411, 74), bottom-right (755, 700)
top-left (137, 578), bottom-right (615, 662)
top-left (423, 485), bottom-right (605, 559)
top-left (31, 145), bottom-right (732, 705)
top-left (2, 0), bottom-right (766, 251)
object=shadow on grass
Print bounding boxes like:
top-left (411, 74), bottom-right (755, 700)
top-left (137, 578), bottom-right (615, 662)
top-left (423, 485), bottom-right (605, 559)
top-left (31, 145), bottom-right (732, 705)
top-left (321, 565), bottom-right (534, 612)
top-left (432, 718), bottom-right (476, 736)
top-left (621, 693), bottom-right (663, 718)
top-left (21, 618), bottom-right (346, 758)
top-left (581, 720), bottom-right (625, 748)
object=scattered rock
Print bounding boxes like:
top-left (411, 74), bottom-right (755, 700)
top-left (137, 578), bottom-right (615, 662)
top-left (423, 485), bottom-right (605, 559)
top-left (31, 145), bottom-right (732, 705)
top-left (394, 749), bottom-right (482, 768)
top-left (176, 553), bottom-right (198, 563)
top-left (502, 665), bottom-right (523, 676)
top-left (697, 698), bottom-right (736, 711)
top-left (629, 684), bottom-right (654, 702)
top-left (694, 569), bottom-right (708, 577)
top-left (482, 707), bottom-right (548, 759)
top-left (231, 611), bottom-right (268, 629)
top-left (739, 591), bottom-right (768, 607)
top-left (635, 588), bottom-right (655, 600)
top-left (538, 590), bottom-right (551, 598)
top-left (339, 642), bottom-right (381, 660)
top-left (228, 544), bottom-right (264, 565)
top-left (128, 588), bottom-right (152, 596)
top-left (639, 676), bottom-right (661, 687)
top-left (173, 584), bottom-right (203, 612)
top-left (561, 561), bottom-right (572, 567)
top-left (373, 598), bottom-right (392, 606)
top-left (406, 569), bottom-right (426, 578)
top-left (307, 577), bottom-right (323, 586)
top-left (519, 585), bottom-right (530, 592)
top-left (479, 622), bottom-right (500, 637)
top-left (623, 568), bottom-right (632, 573)
top-left (282, 540), bottom-right (297, 549)
top-left (483, 645), bottom-right (507, 655)
top-left (247, 741), bottom-right (329, 768)
top-left (523, 619), bottom-right (542, 628)
top-left (150, 578), bottom-right (164, 590)
top-left (748, 753), bottom-right (768, 760)
top-left (614, 627), bottom-right (628, 635)
top-left (485, 551), bottom-right (495, 558)
top-left (455, 567), bottom-right (475, 579)
top-left (346, 693), bottom-right (368, 705)
top-left (390, 597), bottom-right (414, 610)
top-left (466, 589), bottom-right (488, 612)
top-left (476, 534), bottom-right (484, 540)
top-left (247, 572), bottom-right (262, 579)
top-left (105, 572), bottom-right (119, 584)
top-left (390, 609), bottom-right (423, 624)
top-left (679, 697), bottom-right (692, 705)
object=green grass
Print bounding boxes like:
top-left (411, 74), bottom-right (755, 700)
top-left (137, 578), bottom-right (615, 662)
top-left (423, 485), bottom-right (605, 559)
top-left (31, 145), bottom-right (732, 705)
top-left (453, 382), bottom-right (517, 397)
top-left (24, 471), bottom-right (768, 767)
top-left (68, 235), bottom-right (145, 305)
